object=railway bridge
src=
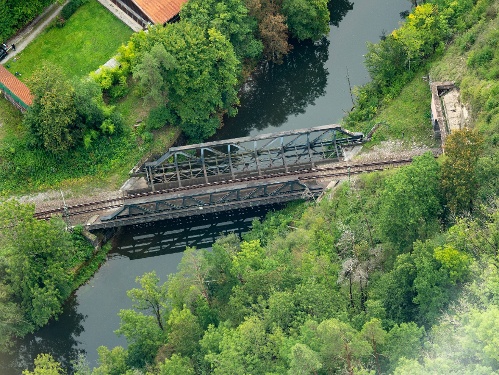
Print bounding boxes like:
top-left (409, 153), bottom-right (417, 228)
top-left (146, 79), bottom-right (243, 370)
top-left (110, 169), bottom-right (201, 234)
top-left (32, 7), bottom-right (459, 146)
top-left (35, 124), bottom-right (412, 230)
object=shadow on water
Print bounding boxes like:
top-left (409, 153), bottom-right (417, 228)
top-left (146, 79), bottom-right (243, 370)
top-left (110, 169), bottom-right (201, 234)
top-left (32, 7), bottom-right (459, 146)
top-left (329, 0), bottom-right (354, 26)
top-left (212, 38), bottom-right (330, 140)
top-left (112, 204), bottom-right (288, 259)
top-left (0, 296), bottom-right (86, 375)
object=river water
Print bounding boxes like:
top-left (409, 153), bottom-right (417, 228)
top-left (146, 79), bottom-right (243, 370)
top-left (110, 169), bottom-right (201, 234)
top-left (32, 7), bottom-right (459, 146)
top-left (0, 0), bottom-right (410, 373)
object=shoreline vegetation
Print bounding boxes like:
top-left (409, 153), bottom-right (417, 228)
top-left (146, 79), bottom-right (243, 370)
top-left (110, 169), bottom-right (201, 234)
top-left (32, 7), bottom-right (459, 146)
top-left (0, 0), bottom-right (498, 373)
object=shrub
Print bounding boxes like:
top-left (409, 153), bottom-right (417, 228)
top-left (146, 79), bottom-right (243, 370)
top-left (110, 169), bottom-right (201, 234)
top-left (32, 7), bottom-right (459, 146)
top-left (145, 106), bottom-right (173, 131)
top-left (55, 16), bottom-right (66, 28)
top-left (467, 46), bottom-right (494, 68)
top-left (61, 0), bottom-right (88, 21)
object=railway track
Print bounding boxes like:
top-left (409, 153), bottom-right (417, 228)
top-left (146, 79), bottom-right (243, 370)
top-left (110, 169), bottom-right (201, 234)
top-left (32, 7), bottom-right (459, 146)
top-left (33, 157), bottom-right (416, 221)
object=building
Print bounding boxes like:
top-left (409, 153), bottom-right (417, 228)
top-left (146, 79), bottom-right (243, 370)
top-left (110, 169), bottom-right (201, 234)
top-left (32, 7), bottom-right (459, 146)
top-left (430, 81), bottom-right (469, 150)
top-left (110, 0), bottom-right (187, 27)
top-left (0, 65), bottom-right (33, 112)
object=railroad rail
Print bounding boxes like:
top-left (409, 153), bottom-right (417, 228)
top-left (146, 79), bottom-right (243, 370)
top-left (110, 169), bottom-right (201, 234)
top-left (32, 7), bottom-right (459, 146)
top-left (34, 158), bottom-right (415, 223)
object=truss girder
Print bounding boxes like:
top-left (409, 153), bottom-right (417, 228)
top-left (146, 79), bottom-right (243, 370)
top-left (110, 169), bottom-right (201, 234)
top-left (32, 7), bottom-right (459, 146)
top-left (101, 180), bottom-right (314, 223)
top-left (143, 124), bottom-right (363, 189)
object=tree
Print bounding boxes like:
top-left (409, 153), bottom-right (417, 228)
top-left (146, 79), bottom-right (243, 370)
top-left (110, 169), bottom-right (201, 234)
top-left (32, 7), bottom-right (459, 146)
top-left (315, 318), bottom-right (372, 374)
top-left (365, 36), bottom-right (407, 90)
top-left (22, 353), bottom-right (63, 375)
top-left (391, 4), bottom-right (449, 69)
top-left (0, 282), bottom-right (25, 351)
top-left (133, 43), bottom-right (176, 105)
top-left (129, 22), bottom-right (240, 141)
top-left (383, 322), bottom-right (425, 372)
top-left (258, 10), bottom-right (291, 62)
top-left (127, 271), bottom-right (169, 331)
top-left (115, 310), bottom-right (165, 367)
top-left (181, 0), bottom-right (263, 60)
top-left (92, 346), bottom-right (129, 375)
top-left (159, 354), bottom-right (195, 375)
top-left (441, 128), bottom-right (484, 216)
top-left (361, 318), bottom-right (387, 374)
top-left (288, 343), bottom-right (322, 375)
top-left (0, 200), bottom-right (74, 329)
top-left (166, 307), bottom-right (203, 357)
top-left (412, 240), bottom-right (471, 325)
top-left (24, 64), bottom-right (78, 153)
top-left (115, 271), bottom-right (168, 367)
top-left (377, 152), bottom-right (442, 250)
top-left (167, 247), bottom-right (212, 310)
top-left (282, 0), bottom-right (329, 41)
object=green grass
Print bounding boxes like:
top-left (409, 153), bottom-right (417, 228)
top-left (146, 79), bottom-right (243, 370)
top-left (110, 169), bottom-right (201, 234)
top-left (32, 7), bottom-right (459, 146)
top-left (5, 0), bottom-right (133, 80)
top-left (0, 97), bottom-right (24, 140)
top-left (354, 75), bottom-right (437, 150)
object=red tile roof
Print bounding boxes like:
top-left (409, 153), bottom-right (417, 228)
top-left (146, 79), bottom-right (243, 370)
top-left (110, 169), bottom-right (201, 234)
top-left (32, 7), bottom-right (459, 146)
top-left (0, 65), bottom-right (33, 106)
top-left (133, 0), bottom-right (187, 24)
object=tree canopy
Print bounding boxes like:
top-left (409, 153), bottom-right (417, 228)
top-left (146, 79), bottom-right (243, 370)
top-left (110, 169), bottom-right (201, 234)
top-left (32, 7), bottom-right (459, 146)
top-left (126, 22), bottom-right (240, 141)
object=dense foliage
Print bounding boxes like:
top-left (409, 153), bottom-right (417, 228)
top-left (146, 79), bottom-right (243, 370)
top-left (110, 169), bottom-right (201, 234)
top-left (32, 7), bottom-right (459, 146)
top-left (122, 22), bottom-right (241, 142)
top-left (103, 0), bottom-right (332, 142)
top-left (0, 0), bottom-right (54, 42)
top-left (346, 0), bottom-right (494, 127)
top-left (0, 200), bottom-right (95, 352)
top-left (24, 64), bottom-right (123, 154)
top-left (56, 144), bottom-right (496, 374)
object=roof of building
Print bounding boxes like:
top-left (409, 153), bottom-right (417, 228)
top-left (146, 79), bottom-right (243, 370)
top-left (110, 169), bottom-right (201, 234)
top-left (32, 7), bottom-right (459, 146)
top-left (0, 65), bottom-right (33, 106)
top-left (133, 0), bottom-right (187, 24)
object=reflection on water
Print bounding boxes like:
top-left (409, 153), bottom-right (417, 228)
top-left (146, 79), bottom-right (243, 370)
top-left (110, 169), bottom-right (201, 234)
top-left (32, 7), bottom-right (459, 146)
top-left (1, 205), bottom-right (283, 374)
top-left (329, 0), bottom-right (354, 26)
top-left (113, 205), bottom-right (282, 259)
top-left (0, 296), bottom-right (86, 375)
top-left (212, 37), bottom-right (330, 140)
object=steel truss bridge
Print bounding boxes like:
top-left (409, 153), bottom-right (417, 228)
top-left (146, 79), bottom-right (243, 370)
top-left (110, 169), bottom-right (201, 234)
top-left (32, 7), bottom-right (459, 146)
top-left (89, 179), bottom-right (322, 230)
top-left (36, 125), bottom-right (391, 230)
top-left (134, 124), bottom-right (364, 191)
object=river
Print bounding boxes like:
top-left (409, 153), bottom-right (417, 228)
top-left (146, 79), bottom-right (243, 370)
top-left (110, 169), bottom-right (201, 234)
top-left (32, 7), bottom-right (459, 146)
top-left (0, 0), bottom-right (409, 373)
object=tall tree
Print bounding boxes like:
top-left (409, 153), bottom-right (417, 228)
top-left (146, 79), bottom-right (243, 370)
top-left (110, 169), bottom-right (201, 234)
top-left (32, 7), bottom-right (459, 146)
top-left (129, 22), bottom-right (240, 141)
top-left (377, 152), bottom-right (442, 250)
top-left (24, 64), bottom-right (78, 154)
top-left (181, 0), bottom-right (263, 60)
top-left (133, 43), bottom-right (177, 105)
top-left (282, 0), bottom-right (329, 41)
top-left (441, 128), bottom-right (484, 216)
top-left (0, 200), bottom-right (74, 329)
top-left (22, 353), bottom-right (63, 375)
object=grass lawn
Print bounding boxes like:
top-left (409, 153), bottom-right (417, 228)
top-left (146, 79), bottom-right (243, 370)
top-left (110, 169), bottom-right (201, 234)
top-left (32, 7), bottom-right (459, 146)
top-left (5, 0), bottom-right (133, 80)
top-left (0, 97), bottom-right (24, 141)
top-left (353, 74), bottom-right (438, 150)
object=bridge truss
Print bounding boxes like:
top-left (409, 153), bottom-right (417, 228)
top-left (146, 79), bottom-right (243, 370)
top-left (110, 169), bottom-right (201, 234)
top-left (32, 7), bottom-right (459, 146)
top-left (137, 124), bottom-right (364, 190)
top-left (91, 180), bottom-right (322, 229)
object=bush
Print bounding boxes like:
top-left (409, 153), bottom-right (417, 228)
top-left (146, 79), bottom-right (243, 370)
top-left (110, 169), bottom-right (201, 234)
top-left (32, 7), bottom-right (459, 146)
top-left (145, 106), bottom-right (173, 131)
top-left (467, 46), bottom-right (494, 68)
top-left (61, 0), bottom-right (88, 21)
top-left (55, 16), bottom-right (66, 28)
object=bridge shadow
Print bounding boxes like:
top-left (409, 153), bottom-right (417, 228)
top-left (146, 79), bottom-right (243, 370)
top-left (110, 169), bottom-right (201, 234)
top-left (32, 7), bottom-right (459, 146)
top-left (110, 204), bottom-right (288, 260)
